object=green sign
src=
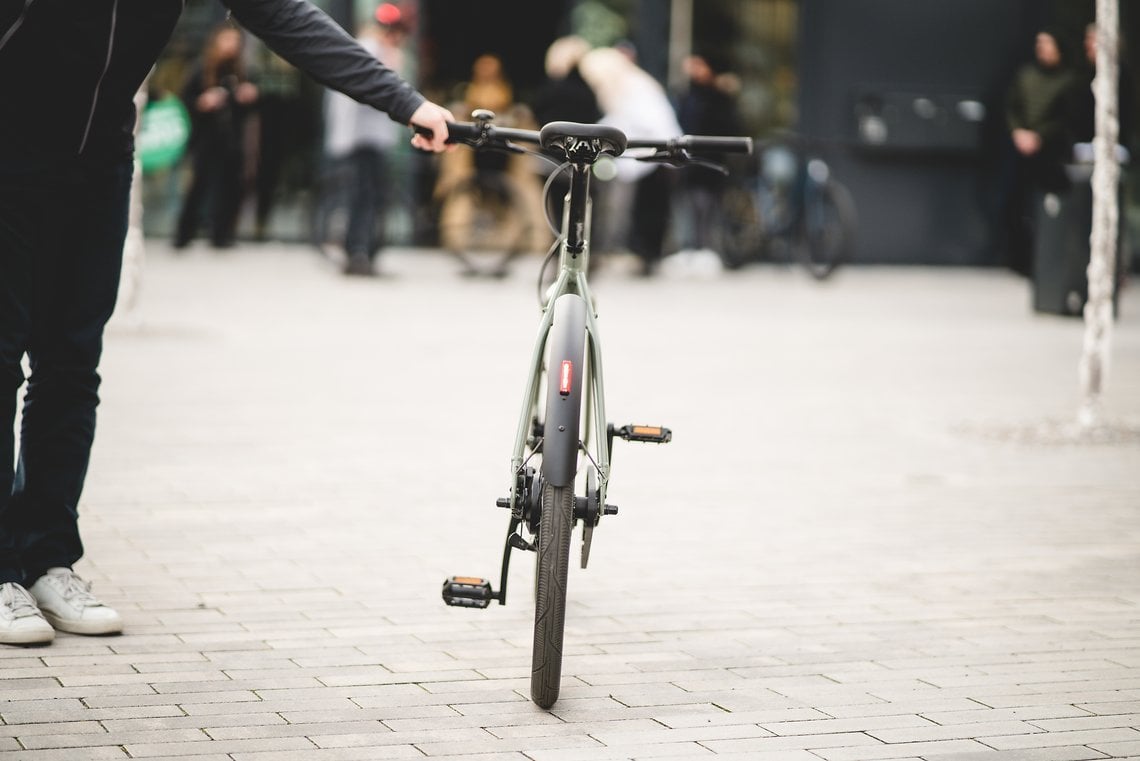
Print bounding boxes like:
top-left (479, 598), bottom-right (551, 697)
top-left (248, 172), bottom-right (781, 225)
top-left (138, 96), bottom-right (190, 173)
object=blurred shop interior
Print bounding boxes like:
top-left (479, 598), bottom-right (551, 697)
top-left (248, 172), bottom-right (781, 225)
top-left (141, 0), bottom-right (1139, 271)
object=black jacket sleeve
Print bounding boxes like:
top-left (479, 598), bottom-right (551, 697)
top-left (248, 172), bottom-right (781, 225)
top-left (221, 0), bottom-right (425, 125)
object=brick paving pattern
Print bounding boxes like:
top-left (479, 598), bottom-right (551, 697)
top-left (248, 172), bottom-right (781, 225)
top-left (2, 243), bottom-right (1138, 760)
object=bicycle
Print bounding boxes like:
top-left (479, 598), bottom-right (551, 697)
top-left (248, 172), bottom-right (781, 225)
top-left (435, 110), bottom-right (752, 709)
top-left (720, 135), bottom-right (856, 280)
top-left (434, 147), bottom-right (542, 278)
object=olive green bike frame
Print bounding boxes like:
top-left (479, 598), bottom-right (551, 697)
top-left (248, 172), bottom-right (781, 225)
top-left (509, 171), bottom-right (609, 514)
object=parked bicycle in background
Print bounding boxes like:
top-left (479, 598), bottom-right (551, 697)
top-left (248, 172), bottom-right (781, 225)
top-left (720, 133), bottom-right (857, 280)
top-left (433, 106), bottom-right (550, 278)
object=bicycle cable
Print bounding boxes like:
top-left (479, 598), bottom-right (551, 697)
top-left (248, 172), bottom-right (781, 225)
top-left (541, 161), bottom-right (572, 238)
top-left (535, 238), bottom-right (561, 306)
top-left (536, 161), bottom-right (572, 305)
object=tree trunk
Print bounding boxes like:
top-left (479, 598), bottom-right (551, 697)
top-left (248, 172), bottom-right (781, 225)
top-left (1078, 0), bottom-right (1120, 428)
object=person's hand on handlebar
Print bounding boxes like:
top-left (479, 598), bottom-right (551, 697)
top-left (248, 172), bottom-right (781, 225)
top-left (408, 101), bottom-right (455, 153)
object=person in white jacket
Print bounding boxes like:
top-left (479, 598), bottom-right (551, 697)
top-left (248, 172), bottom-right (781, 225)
top-left (579, 47), bottom-right (682, 275)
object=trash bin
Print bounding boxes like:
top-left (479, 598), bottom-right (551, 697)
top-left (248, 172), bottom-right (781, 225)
top-left (1032, 153), bottom-right (1125, 316)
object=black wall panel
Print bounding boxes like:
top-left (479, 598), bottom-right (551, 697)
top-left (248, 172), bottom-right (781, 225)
top-left (797, 0), bottom-right (1048, 264)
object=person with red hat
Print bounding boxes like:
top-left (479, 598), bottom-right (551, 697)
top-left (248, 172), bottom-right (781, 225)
top-left (322, 2), bottom-right (416, 275)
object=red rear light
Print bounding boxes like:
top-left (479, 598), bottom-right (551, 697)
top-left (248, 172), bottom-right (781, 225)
top-left (559, 361), bottom-right (573, 396)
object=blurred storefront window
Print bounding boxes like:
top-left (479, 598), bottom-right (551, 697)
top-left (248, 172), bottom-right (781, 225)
top-left (693, 0), bottom-right (797, 138)
top-left (571, 0), bottom-right (796, 138)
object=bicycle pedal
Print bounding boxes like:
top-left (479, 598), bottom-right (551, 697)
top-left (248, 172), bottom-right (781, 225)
top-left (441, 576), bottom-right (494, 609)
top-left (616, 424), bottom-right (672, 443)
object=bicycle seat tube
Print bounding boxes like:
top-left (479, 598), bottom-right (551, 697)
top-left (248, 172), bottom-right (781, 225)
top-left (563, 161), bottom-right (592, 257)
top-left (510, 159), bottom-right (603, 502)
top-left (540, 161), bottom-right (594, 310)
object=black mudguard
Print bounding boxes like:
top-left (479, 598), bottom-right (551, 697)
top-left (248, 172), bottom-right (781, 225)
top-left (542, 294), bottom-right (587, 488)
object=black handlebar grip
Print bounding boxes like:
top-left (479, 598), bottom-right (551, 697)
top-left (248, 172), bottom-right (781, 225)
top-left (443, 122), bottom-right (481, 143)
top-left (412, 122), bottom-right (481, 144)
top-left (678, 136), bottom-right (754, 154)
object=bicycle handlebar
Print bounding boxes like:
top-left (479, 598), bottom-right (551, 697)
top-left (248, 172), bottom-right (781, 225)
top-left (416, 118), bottom-right (753, 162)
top-left (625, 135), bottom-right (754, 154)
top-left (439, 121), bottom-right (540, 147)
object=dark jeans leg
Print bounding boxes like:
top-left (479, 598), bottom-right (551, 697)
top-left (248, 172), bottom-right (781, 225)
top-left (1, 160), bottom-right (131, 585)
top-left (344, 147), bottom-right (385, 260)
top-left (0, 181), bottom-right (34, 583)
top-left (211, 154), bottom-right (243, 248)
top-left (630, 168), bottom-right (673, 267)
top-left (255, 96), bottom-right (289, 236)
top-left (175, 156), bottom-right (208, 247)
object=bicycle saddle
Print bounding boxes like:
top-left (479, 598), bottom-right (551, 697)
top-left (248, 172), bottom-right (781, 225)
top-left (540, 122), bottom-right (628, 160)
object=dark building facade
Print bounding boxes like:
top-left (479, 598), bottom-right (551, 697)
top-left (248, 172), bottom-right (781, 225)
top-left (796, 0), bottom-right (1048, 265)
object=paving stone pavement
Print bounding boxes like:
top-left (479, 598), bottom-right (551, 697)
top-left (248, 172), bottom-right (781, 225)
top-left (3, 242), bottom-right (1140, 760)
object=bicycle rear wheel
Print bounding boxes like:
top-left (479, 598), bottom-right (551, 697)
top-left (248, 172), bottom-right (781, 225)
top-left (718, 184), bottom-right (763, 269)
top-left (531, 294), bottom-right (586, 709)
top-left (531, 482), bottom-right (574, 708)
top-left (799, 178), bottom-right (856, 280)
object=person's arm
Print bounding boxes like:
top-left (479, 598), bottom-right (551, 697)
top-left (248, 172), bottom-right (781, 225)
top-left (1006, 70), bottom-right (1028, 133)
top-left (221, 0), bottom-right (450, 150)
top-left (1035, 74), bottom-right (1078, 152)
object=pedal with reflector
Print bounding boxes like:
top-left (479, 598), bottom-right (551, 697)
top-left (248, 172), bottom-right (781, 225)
top-left (614, 424), bottom-right (672, 443)
top-left (441, 576), bottom-right (494, 608)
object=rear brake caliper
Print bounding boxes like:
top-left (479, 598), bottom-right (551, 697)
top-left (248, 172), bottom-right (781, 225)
top-left (499, 465), bottom-right (543, 532)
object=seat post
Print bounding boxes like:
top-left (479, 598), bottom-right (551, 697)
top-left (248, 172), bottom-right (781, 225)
top-left (565, 162), bottom-right (591, 255)
top-left (539, 122), bottom-right (628, 258)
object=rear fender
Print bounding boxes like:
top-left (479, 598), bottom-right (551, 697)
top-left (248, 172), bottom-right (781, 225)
top-left (541, 294), bottom-right (587, 487)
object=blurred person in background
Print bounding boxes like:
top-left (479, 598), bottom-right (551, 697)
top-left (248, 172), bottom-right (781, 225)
top-left (1065, 22), bottom-right (1135, 277)
top-left (0, 0), bottom-right (452, 647)
top-left (531, 36), bottom-right (600, 127)
top-left (579, 46), bottom-right (682, 276)
top-left (173, 25), bottom-right (260, 250)
top-left (434, 53), bottom-right (550, 262)
top-left (251, 46), bottom-right (308, 242)
top-left (530, 36), bottom-right (602, 235)
top-left (463, 53), bottom-right (513, 117)
top-left (435, 52), bottom-right (515, 199)
top-left (674, 53), bottom-right (742, 259)
top-left (1067, 23), bottom-right (1134, 151)
top-left (614, 39), bottom-right (638, 65)
top-left (1003, 28), bottom-right (1078, 275)
top-left (322, 3), bottom-right (410, 276)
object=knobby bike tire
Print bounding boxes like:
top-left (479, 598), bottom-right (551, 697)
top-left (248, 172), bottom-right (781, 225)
top-left (531, 482), bottom-right (574, 709)
top-left (799, 178), bottom-right (856, 281)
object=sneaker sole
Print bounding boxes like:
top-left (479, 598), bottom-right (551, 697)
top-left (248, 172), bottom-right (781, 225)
top-left (0, 626), bottom-right (55, 645)
top-left (40, 611), bottom-right (123, 636)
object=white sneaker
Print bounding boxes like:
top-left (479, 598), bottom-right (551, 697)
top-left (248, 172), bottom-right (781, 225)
top-left (0, 582), bottom-right (54, 645)
top-left (29, 568), bottom-right (123, 635)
